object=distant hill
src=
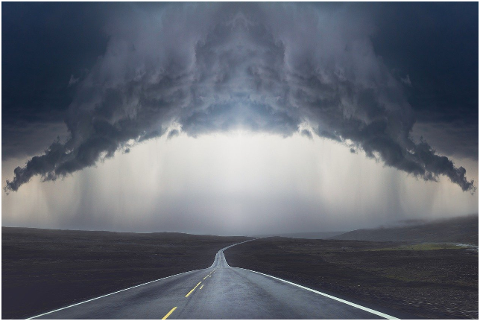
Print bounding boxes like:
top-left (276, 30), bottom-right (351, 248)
top-left (331, 214), bottom-right (478, 245)
top-left (276, 231), bottom-right (346, 239)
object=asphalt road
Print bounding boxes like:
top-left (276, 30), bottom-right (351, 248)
top-left (31, 242), bottom-right (398, 319)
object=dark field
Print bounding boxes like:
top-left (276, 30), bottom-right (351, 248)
top-left (225, 238), bottom-right (478, 319)
top-left (2, 227), bottom-right (249, 319)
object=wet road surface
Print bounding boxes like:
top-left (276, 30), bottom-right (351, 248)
top-left (31, 242), bottom-right (397, 319)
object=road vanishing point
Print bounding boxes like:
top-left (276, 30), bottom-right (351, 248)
top-left (30, 241), bottom-right (399, 319)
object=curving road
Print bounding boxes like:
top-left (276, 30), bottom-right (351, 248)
top-left (30, 242), bottom-right (398, 319)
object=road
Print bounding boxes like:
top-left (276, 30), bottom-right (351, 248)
top-left (31, 242), bottom-right (398, 319)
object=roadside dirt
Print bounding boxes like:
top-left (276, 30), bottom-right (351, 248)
top-left (225, 237), bottom-right (478, 319)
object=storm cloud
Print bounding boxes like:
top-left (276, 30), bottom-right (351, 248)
top-left (5, 3), bottom-right (475, 192)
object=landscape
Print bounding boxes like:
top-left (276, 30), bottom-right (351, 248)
top-left (3, 215), bottom-right (477, 319)
top-left (2, 2), bottom-right (478, 320)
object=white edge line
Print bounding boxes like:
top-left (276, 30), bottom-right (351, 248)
top-left (27, 268), bottom-right (204, 319)
top-left (222, 241), bottom-right (398, 320)
top-left (233, 267), bottom-right (399, 320)
top-left (28, 239), bottom-right (253, 319)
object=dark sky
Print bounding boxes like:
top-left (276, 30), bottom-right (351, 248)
top-left (3, 3), bottom-right (477, 165)
top-left (369, 3), bottom-right (478, 159)
top-left (2, 2), bottom-right (109, 158)
top-left (2, 3), bottom-right (478, 234)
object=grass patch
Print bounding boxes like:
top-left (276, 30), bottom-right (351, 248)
top-left (369, 243), bottom-right (464, 251)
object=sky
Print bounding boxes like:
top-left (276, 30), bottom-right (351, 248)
top-left (2, 2), bottom-right (478, 235)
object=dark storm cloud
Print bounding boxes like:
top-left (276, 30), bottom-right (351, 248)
top-left (4, 3), bottom-right (476, 192)
top-left (2, 2), bottom-right (110, 159)
top-left (167, 129), bottom-right (180, 140)
top-left (368, 2), bottom-right (478, 159)
top-left (301, 130), bottom-right (313, 140)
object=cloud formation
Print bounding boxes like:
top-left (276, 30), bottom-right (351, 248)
top-left (5, 3), bottom-right (475, 192)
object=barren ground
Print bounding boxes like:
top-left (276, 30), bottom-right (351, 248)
top-left (225, 238), bottom-right (478, 319)
top-left (3, 227), bottom-right (477, 319)
top-left (2, 227), bottom-right (248, 319)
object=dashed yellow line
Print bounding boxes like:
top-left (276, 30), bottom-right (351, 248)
top-left (187, 269), bottom-right (215, 296)
top-left (185, 282), bottom-right (202, 297)
top-left (162, 270), bottom-right (218, 318)
top-left (162, 307), bottom-right (177, 320)
top-left (203, 269), bottom-right (216, 280)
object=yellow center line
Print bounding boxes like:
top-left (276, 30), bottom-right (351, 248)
top-left (185, 282), bottom-right (202, 297)
top-left (204, 269), bottom-right (216, 279)
top-left (162, 307), bottom-right (177, 320)
top-left (200, 284), bottom-right (204, 290)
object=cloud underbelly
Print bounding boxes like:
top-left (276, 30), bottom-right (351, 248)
top-left (5, 3), bottom-right (475, 192)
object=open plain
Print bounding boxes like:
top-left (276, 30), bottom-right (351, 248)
top-left (225, 237), bottom-right (478, 319)
top-left (2, 227), bottom-right (248, 319)
top-left (2, 225), bottom-right (478, 319)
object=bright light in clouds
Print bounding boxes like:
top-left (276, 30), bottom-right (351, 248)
top-left (2, 3), bottom-right (478, 237)
top-left (2, 132), bottom-right (477, 235)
